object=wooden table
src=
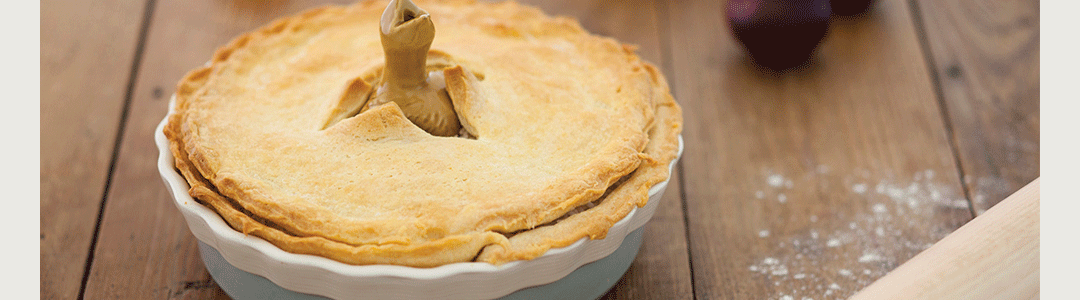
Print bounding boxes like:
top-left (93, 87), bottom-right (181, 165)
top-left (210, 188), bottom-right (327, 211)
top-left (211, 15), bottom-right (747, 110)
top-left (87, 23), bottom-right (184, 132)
top-left (41, 0), bottom-right (1039, 299)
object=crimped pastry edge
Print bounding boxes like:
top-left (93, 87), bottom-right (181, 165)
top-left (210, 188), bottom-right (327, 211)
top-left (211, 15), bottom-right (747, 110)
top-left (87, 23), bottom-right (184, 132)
top-left (164, 67), bottom-right (680, 266)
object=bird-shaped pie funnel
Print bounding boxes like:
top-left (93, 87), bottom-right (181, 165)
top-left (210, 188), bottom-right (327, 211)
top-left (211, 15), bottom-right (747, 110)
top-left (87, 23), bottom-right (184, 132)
top-left (364, 0), bottom-right (461, 137)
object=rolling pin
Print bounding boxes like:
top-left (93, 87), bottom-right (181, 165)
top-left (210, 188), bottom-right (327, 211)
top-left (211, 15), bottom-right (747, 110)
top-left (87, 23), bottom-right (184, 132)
top-left (850, 178), bottom-right (1039, 299)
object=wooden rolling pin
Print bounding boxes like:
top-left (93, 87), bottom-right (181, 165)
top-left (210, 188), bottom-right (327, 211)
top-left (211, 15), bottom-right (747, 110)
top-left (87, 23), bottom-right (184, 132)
top-left (850, 178), bottom-right (1039, 299)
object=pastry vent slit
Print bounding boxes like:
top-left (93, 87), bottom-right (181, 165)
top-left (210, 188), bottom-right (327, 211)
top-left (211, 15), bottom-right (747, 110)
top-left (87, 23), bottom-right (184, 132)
top-left (322, 59), bottom-right (485, 140)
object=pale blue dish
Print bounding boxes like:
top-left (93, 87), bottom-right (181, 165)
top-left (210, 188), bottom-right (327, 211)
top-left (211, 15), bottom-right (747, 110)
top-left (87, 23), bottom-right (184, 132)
top-left (200, 227), bottom-right (644, 300)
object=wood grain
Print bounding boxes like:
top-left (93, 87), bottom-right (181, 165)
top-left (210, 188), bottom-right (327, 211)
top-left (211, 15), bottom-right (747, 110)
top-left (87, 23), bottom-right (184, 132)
top-left (510, 0), bottom-right (665, 64)
top-left (81, 1), bottom-right (353, 298)
top-left (40, 0), bottom-right (149, 298)
top-left (913, 0), bottom-right (1039, 214)
top-left (665, 0), bottom-right (973, 298)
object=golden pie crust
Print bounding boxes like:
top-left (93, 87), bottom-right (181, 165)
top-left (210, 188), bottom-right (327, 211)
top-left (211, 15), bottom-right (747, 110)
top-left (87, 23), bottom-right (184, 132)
top-left (165, 0), bottom-right (682, 267)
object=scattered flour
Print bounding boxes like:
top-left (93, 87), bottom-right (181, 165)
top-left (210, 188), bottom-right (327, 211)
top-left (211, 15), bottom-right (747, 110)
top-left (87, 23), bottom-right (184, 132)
top-left (749, 257), bottom-right (796, 281)
top-left (826, 239), bottom-right (841, 247)
top-left (749, 168), bottom-right (967, 300)
top-left (852, 183), bottom-right (868, 194)
top-left (867, 172), bottom-right (969, 214)
top-left (858, 253), bottom-right (884, 263)
top-left (768, 174), bottom-right (785, 187)
top-left (871, 204), bottom-right (887, 213)
top-left (907, 184), bottom-right (920, 195)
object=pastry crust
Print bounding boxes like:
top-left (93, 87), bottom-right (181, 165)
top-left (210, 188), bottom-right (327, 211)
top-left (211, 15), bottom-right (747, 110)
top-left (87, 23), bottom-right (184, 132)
top-left (165, 0), bottom-right (682, 267)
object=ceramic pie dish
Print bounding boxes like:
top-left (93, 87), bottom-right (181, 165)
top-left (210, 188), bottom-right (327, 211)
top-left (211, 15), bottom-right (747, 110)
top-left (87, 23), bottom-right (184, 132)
top-left (158, 0), bottom-right (683, 298)
top-left (157, 109), bottom-right (682, 299)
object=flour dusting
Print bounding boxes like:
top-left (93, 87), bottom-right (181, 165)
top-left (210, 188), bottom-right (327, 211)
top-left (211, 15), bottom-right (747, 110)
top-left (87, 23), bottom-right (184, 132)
top-left (871, 204), bottom-right (887, 214)
top-left (852, 184), bottom-right (868, 194)
top-left (826, 239), bottom-right (841, 247)
top-left (857, 253), bottom-right (883, 263)
top-left (749, 168), bottom-right (968, 300)
top-left (768, 174), bottom-right (786, 187)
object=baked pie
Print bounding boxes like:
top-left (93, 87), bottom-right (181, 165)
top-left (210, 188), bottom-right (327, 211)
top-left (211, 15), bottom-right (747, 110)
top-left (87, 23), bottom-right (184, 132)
top-left (164, 0), bottom-right (682, 267)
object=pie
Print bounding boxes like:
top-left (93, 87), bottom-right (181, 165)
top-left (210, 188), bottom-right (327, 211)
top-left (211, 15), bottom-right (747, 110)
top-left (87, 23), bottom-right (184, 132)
top-left (165, 0), bottom-right (682, 267)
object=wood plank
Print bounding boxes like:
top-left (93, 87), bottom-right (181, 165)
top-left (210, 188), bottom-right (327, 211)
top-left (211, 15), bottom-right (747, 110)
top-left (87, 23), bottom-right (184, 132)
top-left (507, 1), bottom-right (692, 298)
top-left (664, 0), bottom-right (973, 298)
top-left (40, 0), bottom-right (149, 298)
top-left (83, 0), bottom-right (689, 298)
top-left (913, 0), bottom-right (1039, 214)
top-left (511, 0), bottom-right (664, 64)
top-left (81, 1), bottom-right (353, 298)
